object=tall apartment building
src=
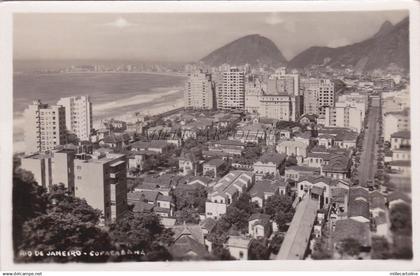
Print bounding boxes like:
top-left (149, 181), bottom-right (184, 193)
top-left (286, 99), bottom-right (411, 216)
top-left (23, 100), bottom-right (67, 154)
top-left (267, 68), bottom-right (302, 120)
top-left (318, 79), bottom-right (335, 116)
top-left (301, 78), bottom-right (320, 115)
top-left (301, 79), bottom-right (335, 117)
top-left (244, 78), bottom-right (265, 114)
top-left (74, 150), bottom-right (128, 224)
top-left (216, 67), bottom-right (245, 110)
top-left (20, 149), bottom-right (75, 193)
top-left (184, 70), bottom-right (215, 110)
top-left (57, 96), bottom-right (93, 141)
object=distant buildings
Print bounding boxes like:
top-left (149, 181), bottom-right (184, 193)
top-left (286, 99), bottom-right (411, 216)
top-left (57, 96), bottom-right (93, 141)
top-left (74, 150), bottom-right (128, 224)
top-left (216, 67), bottom-right (245, 110)
top-left (23, 100), bottom-right (67, 154)
top-left (301, 78), bottom-right (335, 117)
top-left (383, 109), bottom-right (410, 142)
top-left (184, 70), bottom-right (216, 110)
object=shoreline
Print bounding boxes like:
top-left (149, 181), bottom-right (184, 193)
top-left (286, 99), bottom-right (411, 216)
top-left (17, 71), bottom-right (188, 78)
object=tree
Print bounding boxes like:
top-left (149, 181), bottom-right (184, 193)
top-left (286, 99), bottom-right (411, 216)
top-left (48, 184), bottom-right (102, 224)
top-left (273, 209), bottom-right (294, 232)
top-left (263, 194), bottom-right (294, 231)
top-left (13, 169), bottom-right (49, 254)
top-left (371, 236), bottom-right (390, 259)
top-left (108, 212), bottom-right (174, 261)
top-left (16, 212), bottom-right (113, 263)
top-left (285, 155), bottom-right (298, 167)
top-left (174, 208), bottom-right (200, 224)
top-left (390, 203), bottom-right (412, 235)
top-left (248, 239), bottom-right (270, 260)
top-left (337, 238), bottom-right (361, 257)
top-left (269, 233), bottom-right (284, 255)
top-left (172, 186), bottom-right (207, 213)
top-left (211, 245), bottom-right (234, 260)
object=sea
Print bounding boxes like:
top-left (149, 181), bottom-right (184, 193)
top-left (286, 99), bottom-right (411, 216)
top-left (13, 60), bottom-right (187, 152)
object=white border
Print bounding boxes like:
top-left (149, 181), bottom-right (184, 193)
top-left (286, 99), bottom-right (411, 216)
top-left (1, 0), bottom-right (419, 271)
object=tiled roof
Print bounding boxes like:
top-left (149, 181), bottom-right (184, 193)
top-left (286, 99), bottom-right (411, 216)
top-left (248, 213), bottom-right (271, 222)
top-left (205, 158), bottom-right (225, 167)
top-left (286, 165), bottom-right (319, 172)
top-left (249, 179), bottom-right (282, 199)
top-left (127, 191), bottom-right (160, 203)
top-left (132, 202), bottom-right (154, 213)
top-left (387, 191), bottom-right (411, 204)
top-left (157, 194), bottom-right (173, 202)
top-left (391, 131), bottom-right (411, 139)
top-left (389, 160), bottom-right (411, 167)
top-left (170, 235), bottom-right (209, 259)
top-left (349, 198), bottom-right (370, 219)
top-left (172, 224), bottom-right (205, 244)
top-left (200, 218), bottom-right (217, 232)
top-left (258, 152), bottom-right (287, 165)
top-left (369, 191), bottom-right (386, 210)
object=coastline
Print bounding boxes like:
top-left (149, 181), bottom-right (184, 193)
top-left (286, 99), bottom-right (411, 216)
top-left (13, 85), bottom-right (185, 153)
top-left (23, 71), bottom-right (188, 78)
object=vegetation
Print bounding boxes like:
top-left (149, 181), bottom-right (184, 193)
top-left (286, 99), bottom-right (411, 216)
top-left (337, 238), bottom-right (361, 258)
top-left (248, 239), bottom-right (270, 260)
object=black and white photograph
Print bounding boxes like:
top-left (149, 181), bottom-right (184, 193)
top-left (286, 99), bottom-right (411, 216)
top-left (1, 0), bottom-right (420, 273)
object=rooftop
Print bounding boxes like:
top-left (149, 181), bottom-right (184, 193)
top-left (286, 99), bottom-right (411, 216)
top-left (332, 219), bottom-right (370, 247)
top-left (391, 130), bottom-right (411, 139)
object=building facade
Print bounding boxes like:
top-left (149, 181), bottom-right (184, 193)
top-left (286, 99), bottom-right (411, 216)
top-left (23, 100), bottom-right (67, 154)
top-left (74, 151), bottom-right (128, 224)
top-left (57, 96), bottom-right (93, 141)
top-left (184, 70), bottom-right (215, 110)
top-left (216, 67), bottom-right (245, 110)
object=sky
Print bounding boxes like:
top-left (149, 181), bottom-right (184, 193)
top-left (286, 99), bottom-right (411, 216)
top-left (14, 11), bottom-right (408, 62)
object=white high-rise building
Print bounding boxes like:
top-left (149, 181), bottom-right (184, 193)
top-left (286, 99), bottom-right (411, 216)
top-left (23, 100), bottom-right (67, 154)
top-left (325, 102), bottom-right (365, 133)
top-left (74, 150), bottom-right (128, 224)
top-left (318, 79), bottom-right (335, 116)
top-left (57, 96), bottom-right (93, 141)
top-left (216, 67), bottom-right (245, 110)
top-left (184, 70), bottom-right (215, 110)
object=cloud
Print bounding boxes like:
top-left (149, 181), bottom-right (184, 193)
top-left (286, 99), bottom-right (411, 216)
top-left (104, 17), bottom-right (136, 28)
top-left (326, 38), bottom-right (351, 48)
top-left (265, 13), bottom-right (285, 25)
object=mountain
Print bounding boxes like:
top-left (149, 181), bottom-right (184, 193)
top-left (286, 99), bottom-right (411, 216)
top-left (200, 34), bottom-right (287, 67)
top-left (288, 17), bottom-right (409, 72)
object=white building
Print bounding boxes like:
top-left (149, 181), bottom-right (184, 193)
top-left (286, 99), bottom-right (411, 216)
top-left (74, 150), bottom-right (128, 224)
top-left (216, 67), bottom-right (245, 110)
top-left (184, 70), bottom-right (215, 110)
top-left (23, 100), bottom-right (67, 154)
top-left (324, 101), bottom-right (365, 133)
top-left (57, 96), bottom-right (93, 141)
top-left (383, 109), bottom-right (410, 142)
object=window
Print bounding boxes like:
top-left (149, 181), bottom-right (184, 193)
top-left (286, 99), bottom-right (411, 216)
top-left (239, 251), bottom-right (244, 259)
top-left (300, 185), bottom-right (303, 191)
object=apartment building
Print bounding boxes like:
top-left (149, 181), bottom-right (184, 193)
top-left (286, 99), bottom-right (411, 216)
top-left (216, 67), bottom-right (245, 110)
top-left (74, 150), bottom-right (128, 224)
top-left (57, 96), bottom-right (93, 141)
top-left (23, 100), bottom-right (67, 154)
top-left (184, 70), bottom-right (215, 110)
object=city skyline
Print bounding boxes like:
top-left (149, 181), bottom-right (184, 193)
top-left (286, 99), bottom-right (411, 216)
top-left (14, 11), bottom-right (408, 62)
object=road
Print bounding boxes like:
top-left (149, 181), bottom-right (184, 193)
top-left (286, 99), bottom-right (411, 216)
top-left (358, 96), bottom-right (380, 187)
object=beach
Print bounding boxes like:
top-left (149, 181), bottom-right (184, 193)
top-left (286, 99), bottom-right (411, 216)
top-left (13, 72), bottom-right (187, 152)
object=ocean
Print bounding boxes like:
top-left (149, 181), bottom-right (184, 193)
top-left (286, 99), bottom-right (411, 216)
top-left (13, 71), bottom-right (187, 151)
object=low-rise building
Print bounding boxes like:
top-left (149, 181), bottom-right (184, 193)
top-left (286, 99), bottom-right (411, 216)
top-left (205, 170), bottom-right (254, 219)
top-left (203, 158), bottom-right (227, 178)
top-left (226, 236), bottom-right (252, 260)
top-left (249, 178), bottom-right (287, 207)
top-left (248, 213), bottom-right (272, 239)
top-left (253, 152), bottom-right (287, 180)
